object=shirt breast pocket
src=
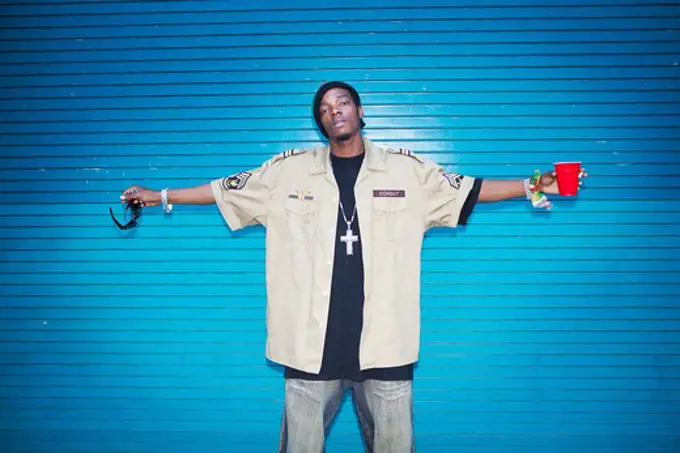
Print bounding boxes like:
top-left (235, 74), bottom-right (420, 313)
top-left (284, 199), bottom-right (317, 242)
top-left (372, 197), bottom-right (408, 241)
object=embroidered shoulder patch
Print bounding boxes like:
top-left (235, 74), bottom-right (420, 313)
top-left (387, 148), bottom-right (424, 163)
top-left (442, 171), bottom-right (464, 189)
top-left (221, 171), bottom-right (252, 191)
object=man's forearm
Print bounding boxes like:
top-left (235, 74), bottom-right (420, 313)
top-left (122, 182), bottom-right (216, 207)
top-left (147, 183), bottom-right (216, 205)
top-left (478, 179), bottom-right (525, 202)
top-left (165, 184), bottom-right (215, 205)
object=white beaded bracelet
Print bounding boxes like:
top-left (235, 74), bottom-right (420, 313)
top-left (522, 177), bottom-right (532, 200)
top-left (161, 188), bottom-right (173, 213)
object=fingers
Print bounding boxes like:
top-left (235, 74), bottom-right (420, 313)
top-left (579, 167), bottom-right (588, 190)
top-left (120, 193), bottom-right (136, 203)
top-left (121, 186), bottom-right (143, 204)
top-left (123, 186), bottom-right (139, 196)
top-left (121, 195), bottom-right (148, 207)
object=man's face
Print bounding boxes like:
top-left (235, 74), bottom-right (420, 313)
top-left (318, 88), bottom-right (364, 142)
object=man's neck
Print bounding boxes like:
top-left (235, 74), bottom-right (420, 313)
top-left (330, 133), bottom-right (364, 158)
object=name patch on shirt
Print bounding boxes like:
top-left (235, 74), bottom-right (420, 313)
top-left (373, 189), bottom-right (406, 198)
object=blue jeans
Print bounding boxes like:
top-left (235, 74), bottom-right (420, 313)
top-left (278, 378), bottom-right (414, 453)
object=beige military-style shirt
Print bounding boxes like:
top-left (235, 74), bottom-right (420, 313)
top-left (211, 136), bottom-right (478, 374)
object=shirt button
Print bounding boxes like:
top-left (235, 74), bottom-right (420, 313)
top-left (323, 290), bottom-right (329, 296)
top-left (327, 260), bottom-right (332, 265)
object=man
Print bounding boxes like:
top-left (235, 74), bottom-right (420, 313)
top-left (121, 81), bottom-right (586, 452)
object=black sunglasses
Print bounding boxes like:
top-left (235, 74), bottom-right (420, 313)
top-left (110, 199), bottom-right (143, 230)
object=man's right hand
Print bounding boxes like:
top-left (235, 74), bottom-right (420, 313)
top-left (121, 185), bottom-right (162, 207)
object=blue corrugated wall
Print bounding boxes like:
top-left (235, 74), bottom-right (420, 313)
top-left (1, 1), bottom-right (679, 452)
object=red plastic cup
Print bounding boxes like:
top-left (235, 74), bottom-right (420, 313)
top-left (554, 162), bottom-right (582, 196)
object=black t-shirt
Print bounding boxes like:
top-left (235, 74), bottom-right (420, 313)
top-left (285, 152), bottom-right (481, 381)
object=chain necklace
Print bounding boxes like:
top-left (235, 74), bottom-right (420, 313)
top-left (330, 147), bottom-right (363, 256)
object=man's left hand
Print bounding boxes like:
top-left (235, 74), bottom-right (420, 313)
top-left (537, 166), bottom-right (588, 195)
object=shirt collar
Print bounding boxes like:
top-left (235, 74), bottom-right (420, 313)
top-left (309, 135), bottom-right (387, 175)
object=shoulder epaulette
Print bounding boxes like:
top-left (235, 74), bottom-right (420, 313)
top-left (387, 147), bottom-right (424, 163)
top-left (271, 148), bottom-right (308, 163)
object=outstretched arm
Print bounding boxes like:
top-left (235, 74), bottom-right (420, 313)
top-left (478, 179), bottom-right (525, 202)
top-left (120, 162), bottom-right (274, 231)
top-left (479, 168), bottom-right (588, 204)
top-left (120, 184), bottom-right (215, 207)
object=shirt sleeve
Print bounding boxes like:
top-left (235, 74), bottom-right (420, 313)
top-left (210, 162), bottom-right (273, 231)
top-left (421, 159), bottom-right (483, 229)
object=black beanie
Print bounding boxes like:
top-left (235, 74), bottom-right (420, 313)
top-left (312, 81), bottom-right (366, 138)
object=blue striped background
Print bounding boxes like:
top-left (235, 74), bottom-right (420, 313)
top-left (1, 1), bottom-right (679, 452)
